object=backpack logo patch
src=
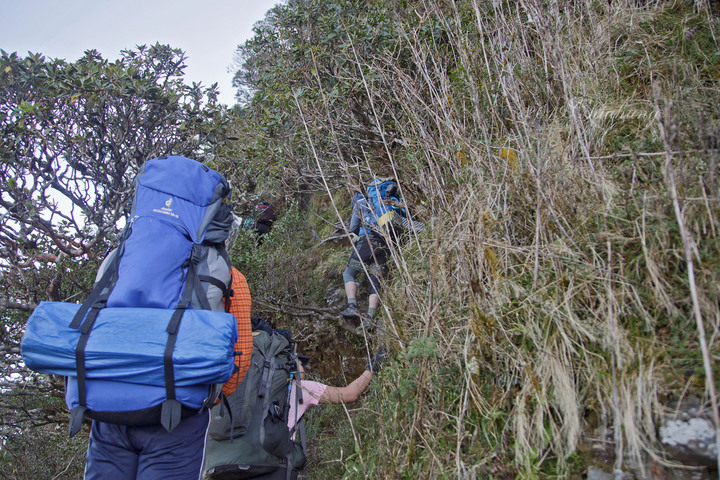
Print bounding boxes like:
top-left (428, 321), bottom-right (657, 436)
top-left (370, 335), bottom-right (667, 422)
top-left (153, 197), bottom-right (179, 219)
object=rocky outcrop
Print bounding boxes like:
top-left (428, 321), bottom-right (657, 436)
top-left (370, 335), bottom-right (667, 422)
top-left (659, 396), bottom-right (718, 477)
top-left (582, 396), bottom-right (719, 479)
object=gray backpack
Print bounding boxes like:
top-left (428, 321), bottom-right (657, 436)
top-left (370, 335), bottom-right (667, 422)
top-left (205, 322), bottom-right (306, 479)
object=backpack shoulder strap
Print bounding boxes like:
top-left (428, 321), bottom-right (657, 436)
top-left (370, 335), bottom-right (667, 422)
top-left (68, 245), bottom-right (124, 437)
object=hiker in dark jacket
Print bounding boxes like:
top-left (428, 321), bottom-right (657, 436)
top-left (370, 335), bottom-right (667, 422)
top-left (248, 201), bottom-right (276, 245)
top-left (340, 180), bottom-right (424, 330)
top-left (253, 201), bottom-right (276, 237)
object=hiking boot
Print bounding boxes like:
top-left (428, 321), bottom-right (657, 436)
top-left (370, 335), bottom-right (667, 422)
top-left (340, 304), bottom-right (359, 318)
top-left (360, 316), bottom-right (376, 331)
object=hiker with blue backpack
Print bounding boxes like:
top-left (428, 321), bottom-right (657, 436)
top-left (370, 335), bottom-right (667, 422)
top-left (340, 178), bottom-right (425, 330)
top-left (81, 265), bottom-right (252, 480)
top-left (21, 156), bottom-right (254, 480)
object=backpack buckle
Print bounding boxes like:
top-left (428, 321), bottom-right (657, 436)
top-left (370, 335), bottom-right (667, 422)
top-left (189, 244), bottom-right (202, 265)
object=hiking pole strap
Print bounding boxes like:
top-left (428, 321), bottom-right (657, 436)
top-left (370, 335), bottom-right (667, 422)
top-left (286, 456), bottom-right (294, 480)
top-left (160, 398), bottom-right (183, 433)
top-left (161, 306), bottom-right (185, 432)
top-left (75, 307), bottom-right (101, 403)
top-left (225, 268), bottom-right (233, 312)
top-left (192, 271), bottom-right (212, 310)
top-left (259, 360), bottom-right (273, 398)
top-left (216, 392), bottom-right (236, 441)
top-left (297, 416), bottom-right (307, 455)
top-left (290, 417), bottom-right (307, 480)
top-left (217, 244), bottom-right (233, 307)
top-left (294, 370), bottom-right (306, 439)
top-left (289, 370), bottom-right (306, 480)
top-left (183, 244), bottom-right (211, 311)
top-left (69, 406), bottom-right (88, 438)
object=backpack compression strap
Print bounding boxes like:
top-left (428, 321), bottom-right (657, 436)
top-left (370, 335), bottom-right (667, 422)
top-left (160, 243), bottom-right (203, 431)
top-left (160, 242), bottom-right (230, 432)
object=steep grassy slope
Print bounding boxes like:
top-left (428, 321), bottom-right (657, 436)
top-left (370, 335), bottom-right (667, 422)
top-left (226, 1), bottom-right (720, 478)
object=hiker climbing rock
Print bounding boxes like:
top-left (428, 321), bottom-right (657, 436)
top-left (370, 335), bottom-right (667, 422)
top-left (204, 318), bottom-right (307, 479)
top-left (204, 317), bottom-right (387, 480)
top-left (340, 178), bottom-right (425, 330)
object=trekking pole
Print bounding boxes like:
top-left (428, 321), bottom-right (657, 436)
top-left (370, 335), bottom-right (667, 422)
top-left (283, 371), bottom-right (294, 423)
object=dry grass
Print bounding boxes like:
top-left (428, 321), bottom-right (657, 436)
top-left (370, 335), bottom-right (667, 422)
top-left (273, 0), bottom-right (720, 477)
top-left (304, 0), bottom-right (720, 478)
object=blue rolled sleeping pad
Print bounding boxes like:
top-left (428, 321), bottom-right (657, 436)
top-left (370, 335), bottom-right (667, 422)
top-left (21, 301), bottom-right (237, 387)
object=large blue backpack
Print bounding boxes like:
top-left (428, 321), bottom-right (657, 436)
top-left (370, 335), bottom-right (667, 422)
top-left (355, 179), bottom-right (400, 237)
top-left (21, 156), bottom-right (239, 436)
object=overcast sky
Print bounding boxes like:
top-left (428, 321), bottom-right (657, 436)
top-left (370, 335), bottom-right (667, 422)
top-left (0, 0), bottom-right (283, 105)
